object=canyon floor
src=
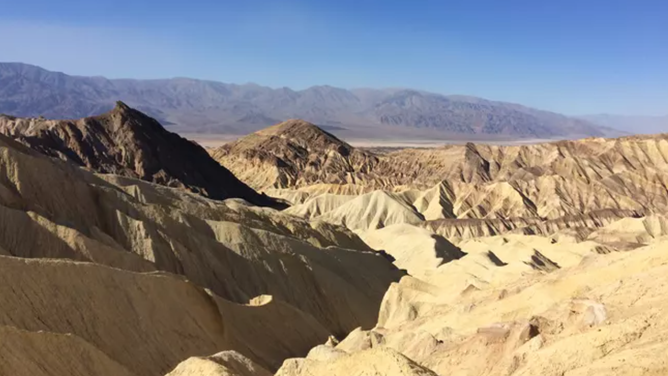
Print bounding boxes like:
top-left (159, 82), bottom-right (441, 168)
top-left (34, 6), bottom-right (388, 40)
top-left (0, 107), bottom-right (666, 375)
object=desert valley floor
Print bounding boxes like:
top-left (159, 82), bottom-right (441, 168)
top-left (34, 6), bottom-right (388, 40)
top-left (0, 104), bottom-right (667, 375)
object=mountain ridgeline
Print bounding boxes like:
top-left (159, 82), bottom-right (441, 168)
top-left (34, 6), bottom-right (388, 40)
top-left (0, 62), bottom-right (618, 139)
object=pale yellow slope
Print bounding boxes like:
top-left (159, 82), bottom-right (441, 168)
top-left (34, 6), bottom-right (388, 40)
top-left (327, 237), bottom-right (668, 376)
top-left (284, 193), bottom-right (356, 219)
top-left (317, 190), bottom-right (424, 230)
top-left (358, 224), bottom-right (464, 277)
top-left (276, 348), bottom-right (438, 376)
top-left (411, 181), bottom-right (455, 220)
top-left (587, 214), bottom-right (668, 247)
top-left (166, 351), bottom-right (271, 376)
top-left (295, 183), bottom-right (377, 196)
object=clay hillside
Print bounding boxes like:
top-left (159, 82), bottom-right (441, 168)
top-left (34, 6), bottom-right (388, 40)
top-left (0, 102), bottom-right (284, 208)
top-left (1, 105), bottom-right (668, 376)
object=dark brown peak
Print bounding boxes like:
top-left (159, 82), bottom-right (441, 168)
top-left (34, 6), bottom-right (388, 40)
top-left (99, 102), bottom-right (168, 134)
top-left (114, 101), bottom-right (131, 112)
top-left (272, 119), bottom-right (321, 133)
top-left (107, 102), bottom-right (145, 120)
top-left (464, 142), bottom-right (478, 151)
top-left (280, 118), bottom-right (312, 125)
top-left (271, 119), bottom-right (347, 143)
top-left (221, 118), bottom-right (357, 160)
top-left (464, 142), bottom-right (484, 158)
top-left (105, 101), bottom-right (135, 119)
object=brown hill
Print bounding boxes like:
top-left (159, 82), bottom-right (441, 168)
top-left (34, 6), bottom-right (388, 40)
top-left (0, 101), bottom-right (284, 208)
top-left (211, 119), bottom-right (381, 190)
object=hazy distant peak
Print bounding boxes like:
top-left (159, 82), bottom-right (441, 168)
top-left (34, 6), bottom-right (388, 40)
top-left (0, 61), bottom-right (46, 72)
top-left (580, 114), bottom-right (668, 135)
top-left (306, 84), bottom-right (340, 90)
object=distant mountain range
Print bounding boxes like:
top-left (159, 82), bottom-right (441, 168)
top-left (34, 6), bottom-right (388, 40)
top-left (579, 114), bottom-right (667, 135)
top-left (0, 62), bottom-right (622, 139)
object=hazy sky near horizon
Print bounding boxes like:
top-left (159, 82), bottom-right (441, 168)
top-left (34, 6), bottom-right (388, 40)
top-left (0, 0), bottom-right (666, 116)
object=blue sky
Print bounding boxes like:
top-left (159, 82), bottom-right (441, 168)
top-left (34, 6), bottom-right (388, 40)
top-left (0, 0), bottom-right (666, 115)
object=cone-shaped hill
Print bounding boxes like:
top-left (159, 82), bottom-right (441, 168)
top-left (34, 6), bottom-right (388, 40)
top-left (211, 119), bottom-right (382, 190)
top-left (0, 101), bottom-right (284, 208)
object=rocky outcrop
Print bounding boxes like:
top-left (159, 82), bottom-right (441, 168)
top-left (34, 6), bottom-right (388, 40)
top-left (0, 102), bottom-right (284, 208)
top-left (422, 209), bottom-right (644, 244)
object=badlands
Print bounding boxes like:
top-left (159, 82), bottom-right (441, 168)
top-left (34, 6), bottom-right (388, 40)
top-left (1, 106), bottom-right (668, 375)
